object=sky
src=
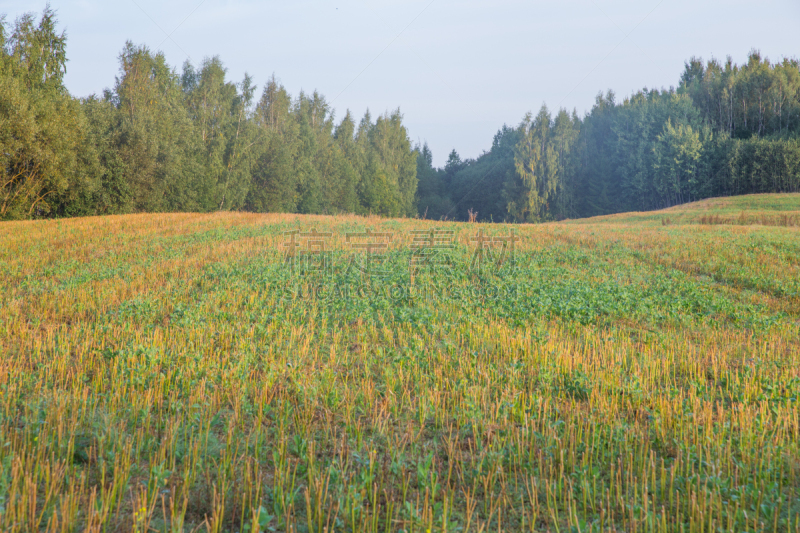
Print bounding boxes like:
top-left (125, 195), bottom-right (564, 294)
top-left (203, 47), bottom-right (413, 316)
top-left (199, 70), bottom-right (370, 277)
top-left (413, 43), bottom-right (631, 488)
top-left (3, 0), bottom-right (799, 166)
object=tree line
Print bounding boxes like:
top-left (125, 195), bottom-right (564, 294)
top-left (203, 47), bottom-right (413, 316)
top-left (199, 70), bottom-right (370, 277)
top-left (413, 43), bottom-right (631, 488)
top-left (420, 52), bottom-right (800, 222)
top-left (2, 8), bottom-right (799, 222)
top-left (1, 9), bottom-right (417, 221)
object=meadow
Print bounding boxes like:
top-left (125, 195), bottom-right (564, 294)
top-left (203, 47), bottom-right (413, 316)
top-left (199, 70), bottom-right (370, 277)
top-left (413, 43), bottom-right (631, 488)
top-left (0, 193), bottom-right (799, 532)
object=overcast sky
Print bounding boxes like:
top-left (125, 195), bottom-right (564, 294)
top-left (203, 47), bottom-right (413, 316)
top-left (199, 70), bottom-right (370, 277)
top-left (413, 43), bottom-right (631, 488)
top-left (4, 0), bottom-right (799, 165)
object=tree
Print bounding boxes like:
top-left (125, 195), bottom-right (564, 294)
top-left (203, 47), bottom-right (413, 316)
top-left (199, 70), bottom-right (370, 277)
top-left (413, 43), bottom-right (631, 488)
top-left (0, 7), bottom-right (97, 219)
top-left (653, 119), bottom-right (703, 206)
top-left (415, 142), bottom-right (453, 219)
top-left (111, 42), bottom-right (201, 212)
top-left (330, 111), bottom-right (359, 213)
top-left (246, 75), bottom-right (299, 213)
top-left (355, 109), bottom-right (417, 217)
top-left (550, 109), bottom-right (580, 219)
top-left (510, 105), bottom-right (559, 222)
top-left (181, 57), bottom-right (257, 210)
top-left (575, 91), bottom-right (618, 216)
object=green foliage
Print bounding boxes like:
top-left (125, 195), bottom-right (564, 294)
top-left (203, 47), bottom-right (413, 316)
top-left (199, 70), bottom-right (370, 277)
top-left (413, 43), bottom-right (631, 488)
top-left (111, 42), bottom-right (202, 212)
top-left (2, 8), bottom-right (800, 223)
top-left (0, 8), bottom-right (96, 220)
top-left (356, 109), bottom-right (418, 217)
top-left (245, 75), bottom-right (299, 213)
top-left (680, 51), bottom-right (800, 139)
top-left (438, 129), bottom-right (520, 222)
top-left (0, 8), bottom-right (420, 221)
top-left (414, 142), bottom-right (454, 220)
top-left (653, 119), bottom-right (705, 206)
top-left (420, 54), bottom-right (800, 222)
top-left (182, 58), bottom-right (257, 211)
top-left (509, 105), bottom-right (570, 222)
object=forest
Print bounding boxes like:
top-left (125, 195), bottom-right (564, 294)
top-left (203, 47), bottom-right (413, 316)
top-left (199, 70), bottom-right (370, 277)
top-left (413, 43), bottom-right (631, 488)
top-left (2, 8), bottom-right (800, 222)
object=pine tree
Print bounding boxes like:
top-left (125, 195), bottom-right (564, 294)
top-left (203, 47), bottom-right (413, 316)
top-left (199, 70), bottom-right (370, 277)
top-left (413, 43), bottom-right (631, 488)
top-left (246, 75), bottom-right (299, 212)
top-left (510, 105), bottom-right (559, 221)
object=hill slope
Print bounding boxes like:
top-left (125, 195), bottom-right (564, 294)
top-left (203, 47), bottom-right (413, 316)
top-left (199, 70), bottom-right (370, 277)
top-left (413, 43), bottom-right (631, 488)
top-left (567, 192), bottom-right (800, 226)
top-left (0, 195), bottom-right (798, 531)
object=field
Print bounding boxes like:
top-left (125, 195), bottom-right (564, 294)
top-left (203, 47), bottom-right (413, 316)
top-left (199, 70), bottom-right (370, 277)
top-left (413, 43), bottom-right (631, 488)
top-left (1, 193), bottom-right (799, 532)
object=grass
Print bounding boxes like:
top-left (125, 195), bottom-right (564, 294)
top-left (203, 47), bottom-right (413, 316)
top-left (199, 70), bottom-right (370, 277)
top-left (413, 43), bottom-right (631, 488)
top-left (0, 193), bottom-right (799, 532)
top-left (569, 193), bottom-right (800, 227)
